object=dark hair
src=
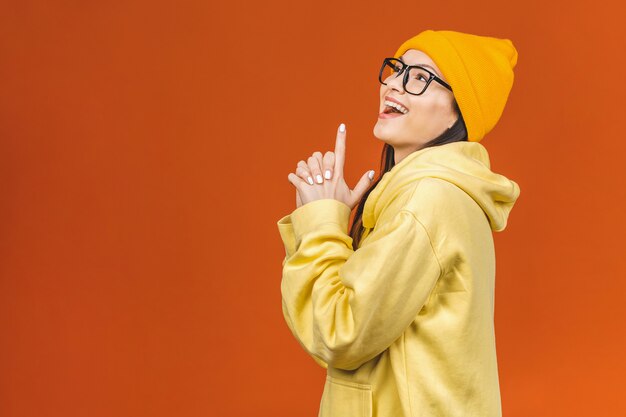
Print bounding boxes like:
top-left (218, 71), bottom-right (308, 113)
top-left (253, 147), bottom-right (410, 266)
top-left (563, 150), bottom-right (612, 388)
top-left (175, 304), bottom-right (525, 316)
top-left (348, 99), bottom-right (468, 250)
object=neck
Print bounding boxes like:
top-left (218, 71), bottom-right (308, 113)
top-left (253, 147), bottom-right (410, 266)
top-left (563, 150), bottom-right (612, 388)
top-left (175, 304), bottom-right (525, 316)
top-left (393, 145), bottom-right (426, 165)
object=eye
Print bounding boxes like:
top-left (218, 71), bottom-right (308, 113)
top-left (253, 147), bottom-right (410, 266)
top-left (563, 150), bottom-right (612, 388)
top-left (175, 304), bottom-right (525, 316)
top-left (409, 68), bottom-right (430, 82)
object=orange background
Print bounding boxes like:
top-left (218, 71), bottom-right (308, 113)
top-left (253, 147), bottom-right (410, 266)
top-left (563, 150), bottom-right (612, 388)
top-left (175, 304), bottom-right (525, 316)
top-left (1, 1), bottom-right (625, 416)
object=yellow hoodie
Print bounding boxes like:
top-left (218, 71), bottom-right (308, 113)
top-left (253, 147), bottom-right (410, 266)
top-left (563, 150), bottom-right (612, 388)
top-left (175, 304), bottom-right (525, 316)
top-left (277, 141), bottom-right (520, 417)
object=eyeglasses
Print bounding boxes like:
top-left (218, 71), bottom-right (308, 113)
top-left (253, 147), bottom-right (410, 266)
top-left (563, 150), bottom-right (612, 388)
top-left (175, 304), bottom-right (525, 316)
top-left (378, 57), bottom-right (453, 96)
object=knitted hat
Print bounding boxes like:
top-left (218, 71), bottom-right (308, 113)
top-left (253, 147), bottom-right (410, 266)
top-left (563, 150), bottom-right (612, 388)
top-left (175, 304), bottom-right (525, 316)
top-left (392, 30), bottom-right (518, 142)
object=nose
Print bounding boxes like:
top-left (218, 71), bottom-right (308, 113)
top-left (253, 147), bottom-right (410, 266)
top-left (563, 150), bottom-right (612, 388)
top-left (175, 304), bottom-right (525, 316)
top-left (385, 72), bottom-right (404, 94)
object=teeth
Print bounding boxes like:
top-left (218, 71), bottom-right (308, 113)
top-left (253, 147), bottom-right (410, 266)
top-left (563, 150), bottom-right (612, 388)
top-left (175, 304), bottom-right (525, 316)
top-left (384, 100), bottom-right (409, 114)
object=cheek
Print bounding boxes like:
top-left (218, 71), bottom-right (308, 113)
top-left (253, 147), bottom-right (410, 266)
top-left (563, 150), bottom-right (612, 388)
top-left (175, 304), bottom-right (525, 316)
top-left (405, 104), bottom-right (430, 124)
top-left (407, 98), bottom-right (443, 122)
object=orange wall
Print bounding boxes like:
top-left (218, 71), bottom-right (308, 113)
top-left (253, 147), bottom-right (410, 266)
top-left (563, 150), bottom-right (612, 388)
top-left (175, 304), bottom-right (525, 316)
top-left (1, 1), bottom-right (625, 416)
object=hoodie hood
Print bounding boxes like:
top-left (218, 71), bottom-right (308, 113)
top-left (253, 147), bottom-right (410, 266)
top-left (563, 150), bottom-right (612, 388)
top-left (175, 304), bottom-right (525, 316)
top-left (362, 141), bottom-right (520, 232)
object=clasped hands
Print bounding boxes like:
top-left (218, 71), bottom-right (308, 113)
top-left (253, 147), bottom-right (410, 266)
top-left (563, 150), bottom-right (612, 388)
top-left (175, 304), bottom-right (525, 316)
top-left (287, 123), bottom-right (375, 210)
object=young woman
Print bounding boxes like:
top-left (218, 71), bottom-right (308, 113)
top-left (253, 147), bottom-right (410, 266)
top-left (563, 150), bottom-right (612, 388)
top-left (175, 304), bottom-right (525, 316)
top-left (277, 29), bottom-right (521, 417)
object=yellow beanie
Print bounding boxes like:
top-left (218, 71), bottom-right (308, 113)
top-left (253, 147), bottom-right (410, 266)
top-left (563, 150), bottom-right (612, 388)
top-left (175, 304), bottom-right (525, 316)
top-left (392, 30), bottom-right (518, 142)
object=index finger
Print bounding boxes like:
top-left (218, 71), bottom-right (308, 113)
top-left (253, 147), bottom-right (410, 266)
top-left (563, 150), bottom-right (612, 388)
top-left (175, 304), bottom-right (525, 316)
top-left (334, 123), bottom-right (346, 174)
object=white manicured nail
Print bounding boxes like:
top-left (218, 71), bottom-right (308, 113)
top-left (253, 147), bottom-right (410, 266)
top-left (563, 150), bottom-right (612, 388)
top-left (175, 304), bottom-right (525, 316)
top-left (316, 174), bottom-right (323, 183)
top-left (368, 170), bottom-right (375, 180)
top-left (307, 176), bottom-right (314, 185)
top-left (339, 123), bottom-right (345, 133)
top-left (324, 170), bottom-right (331, 179)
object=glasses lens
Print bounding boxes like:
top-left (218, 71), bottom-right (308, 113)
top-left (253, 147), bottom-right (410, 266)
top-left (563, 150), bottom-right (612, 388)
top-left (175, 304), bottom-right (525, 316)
top-left (380, 58), bottom-right (403, 84)
top-left (380, 59), bottom-right (431, 95)
top-left (405, 66), bottom-right (430, 95)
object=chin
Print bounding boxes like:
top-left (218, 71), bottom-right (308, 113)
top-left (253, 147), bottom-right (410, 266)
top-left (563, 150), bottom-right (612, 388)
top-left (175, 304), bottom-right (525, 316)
top-left (373, 120), bottom-right (397, 142)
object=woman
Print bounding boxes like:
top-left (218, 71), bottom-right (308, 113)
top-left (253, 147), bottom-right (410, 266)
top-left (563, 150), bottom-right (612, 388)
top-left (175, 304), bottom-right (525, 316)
top-left (277, 29), bottom-right (521, 417)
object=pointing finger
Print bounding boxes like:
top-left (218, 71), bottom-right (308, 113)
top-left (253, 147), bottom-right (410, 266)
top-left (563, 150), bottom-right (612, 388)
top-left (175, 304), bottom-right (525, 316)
top-left (334, 123), bottom-right (346, 175)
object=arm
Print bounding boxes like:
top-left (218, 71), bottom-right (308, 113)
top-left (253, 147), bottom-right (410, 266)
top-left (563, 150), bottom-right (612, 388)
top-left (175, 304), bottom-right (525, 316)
top-left (278, 198), bottom-right (443, 371)
top-left (277, 213), bottom-right (329, 369)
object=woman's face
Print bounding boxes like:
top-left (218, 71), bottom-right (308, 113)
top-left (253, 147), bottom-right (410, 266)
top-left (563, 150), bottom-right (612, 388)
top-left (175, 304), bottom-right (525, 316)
top-left (373, 49), bottom-right (458, 162)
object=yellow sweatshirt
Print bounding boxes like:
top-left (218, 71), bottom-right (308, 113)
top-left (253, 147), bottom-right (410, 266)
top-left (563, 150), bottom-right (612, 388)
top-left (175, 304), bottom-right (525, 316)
top-left (277, 141), bottom-right (520, 417)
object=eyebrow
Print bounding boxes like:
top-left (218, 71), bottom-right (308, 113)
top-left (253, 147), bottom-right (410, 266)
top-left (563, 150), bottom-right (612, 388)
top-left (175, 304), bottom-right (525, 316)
top-left (399, 57), bottom-right (442, 78)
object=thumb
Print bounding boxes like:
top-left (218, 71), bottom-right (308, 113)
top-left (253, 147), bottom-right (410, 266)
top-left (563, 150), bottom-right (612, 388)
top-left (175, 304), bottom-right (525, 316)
top-left (351, 170), bottom-right (375, 202)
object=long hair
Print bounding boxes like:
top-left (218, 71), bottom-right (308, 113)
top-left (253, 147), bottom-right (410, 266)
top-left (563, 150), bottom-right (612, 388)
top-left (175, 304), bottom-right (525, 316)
top-left (348, 99), bottom-right (468, 250)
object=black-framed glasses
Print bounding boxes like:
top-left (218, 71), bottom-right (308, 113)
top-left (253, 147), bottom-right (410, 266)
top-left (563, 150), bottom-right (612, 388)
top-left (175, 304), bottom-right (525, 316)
top-left (378, 57), bottom-right (453, 96)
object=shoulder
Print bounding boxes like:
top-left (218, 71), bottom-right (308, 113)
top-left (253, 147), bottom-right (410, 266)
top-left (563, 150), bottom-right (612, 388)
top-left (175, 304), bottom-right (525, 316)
top-left (400, 177), bottom-right (482, 232)
top-left (373, 177), bottom-right (478, 231)
top-left (403, 177), bottom-right (467, 212)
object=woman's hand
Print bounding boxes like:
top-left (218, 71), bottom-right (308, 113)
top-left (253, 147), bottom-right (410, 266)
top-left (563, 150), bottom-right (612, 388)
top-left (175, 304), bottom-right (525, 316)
top-left (288, 123), bottom-right (375, 211)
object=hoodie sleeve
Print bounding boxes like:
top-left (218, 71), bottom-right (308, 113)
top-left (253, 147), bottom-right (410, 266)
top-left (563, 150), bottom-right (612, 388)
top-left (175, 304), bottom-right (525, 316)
top-left (277, 213), bottom-right (329, 369)
top-left (277, 198), bottom-right (443, 371)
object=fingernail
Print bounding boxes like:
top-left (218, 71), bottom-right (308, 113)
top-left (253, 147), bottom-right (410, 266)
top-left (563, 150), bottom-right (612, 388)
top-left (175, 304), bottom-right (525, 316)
top-left (324, 170), bottom-right (331, 179)
top-left (368, 170), bottom-right (375, 180)
top-left (316, 174), bottom-right (323, 183)
top-left (307, 176), bottom-right (314, 185)
top-left (339, 123), bottom-right (345, 133)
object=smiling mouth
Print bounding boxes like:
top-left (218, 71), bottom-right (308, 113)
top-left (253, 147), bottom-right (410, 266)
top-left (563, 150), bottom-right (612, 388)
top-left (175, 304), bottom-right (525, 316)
top-left (380, 104), bottom-right (409, 116)
top-left (382, 106), bottom-right (405, 114)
